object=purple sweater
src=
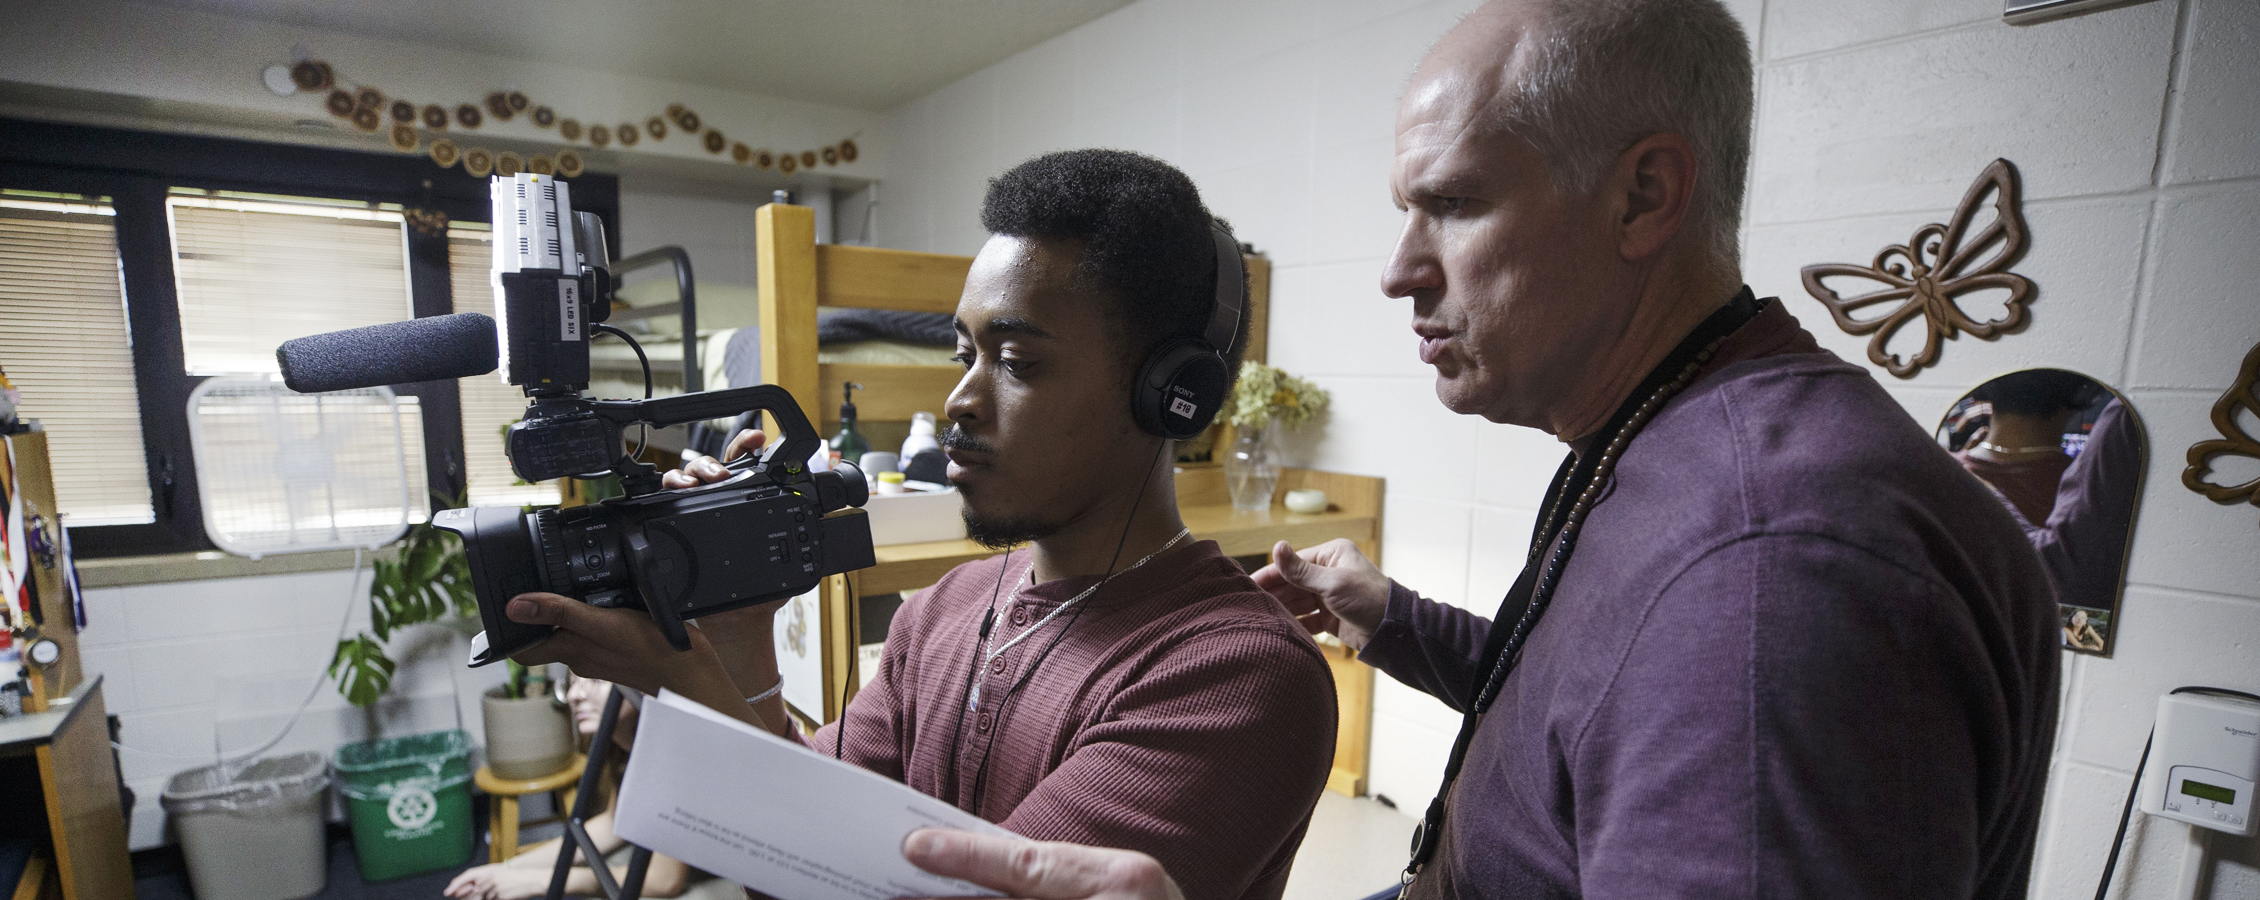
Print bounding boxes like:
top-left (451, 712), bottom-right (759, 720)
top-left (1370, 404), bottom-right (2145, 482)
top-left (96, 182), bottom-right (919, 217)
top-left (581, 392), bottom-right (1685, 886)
top-left (1366, 301), bottom-right (2060, 899)
top-left (2026, 398), bottom-right (2141, 615)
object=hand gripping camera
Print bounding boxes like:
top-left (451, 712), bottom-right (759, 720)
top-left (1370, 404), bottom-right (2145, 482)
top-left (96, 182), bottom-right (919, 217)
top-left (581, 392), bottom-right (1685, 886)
top-left (277, 173), bottom-right (873, 666)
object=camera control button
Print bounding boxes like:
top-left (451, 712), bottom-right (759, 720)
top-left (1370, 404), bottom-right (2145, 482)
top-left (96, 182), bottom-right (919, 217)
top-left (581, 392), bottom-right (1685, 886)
top-left (797, 531), bottom-right (810, 543)
top-left (801, 551), bottom-right (812, 562)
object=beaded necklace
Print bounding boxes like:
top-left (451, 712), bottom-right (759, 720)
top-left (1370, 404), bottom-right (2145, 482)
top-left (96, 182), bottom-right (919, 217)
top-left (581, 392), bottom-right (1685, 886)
top-left (1399, 290), bottom-right (1762, 897)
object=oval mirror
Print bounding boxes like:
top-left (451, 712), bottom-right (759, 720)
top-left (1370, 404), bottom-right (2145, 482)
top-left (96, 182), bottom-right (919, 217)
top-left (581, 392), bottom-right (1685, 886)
top-left (1937, 369), bottom-right (2146, 656)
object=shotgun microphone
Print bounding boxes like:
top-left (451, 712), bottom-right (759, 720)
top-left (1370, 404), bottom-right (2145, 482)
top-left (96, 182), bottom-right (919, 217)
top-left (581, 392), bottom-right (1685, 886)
top-left (275, 312), bottom-right (500, 393)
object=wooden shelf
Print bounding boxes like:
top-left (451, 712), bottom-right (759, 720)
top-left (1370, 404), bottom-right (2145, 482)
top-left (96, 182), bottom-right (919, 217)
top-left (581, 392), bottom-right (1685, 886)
top-left (0, 676), bottom-right (102, 758)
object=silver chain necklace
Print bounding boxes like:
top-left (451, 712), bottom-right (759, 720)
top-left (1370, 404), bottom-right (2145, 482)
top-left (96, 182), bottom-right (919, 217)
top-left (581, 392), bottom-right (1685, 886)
top-left (967, 527), bottom-right (1191, 712)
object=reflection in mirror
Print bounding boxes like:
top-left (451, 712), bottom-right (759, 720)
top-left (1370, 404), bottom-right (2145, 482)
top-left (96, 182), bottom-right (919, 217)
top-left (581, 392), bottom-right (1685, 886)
top-left (1937, 369), bottom-right (2146, 656)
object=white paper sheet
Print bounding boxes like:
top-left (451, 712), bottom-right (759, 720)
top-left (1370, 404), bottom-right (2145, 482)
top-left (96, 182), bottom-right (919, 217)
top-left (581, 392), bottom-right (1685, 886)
top-left (614, 690), bottom-right (1013, 900)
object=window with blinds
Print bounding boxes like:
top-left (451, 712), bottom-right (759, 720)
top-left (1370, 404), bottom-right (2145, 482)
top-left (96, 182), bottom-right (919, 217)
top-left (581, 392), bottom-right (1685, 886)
top-left (167, 190), bottom-right (414, 375)
top-left (168, 189), bottom-right (431, 520)
top-left (448, 223), bottom-right (560, 507)
top-left (0, 193), bottom-right (154, 526)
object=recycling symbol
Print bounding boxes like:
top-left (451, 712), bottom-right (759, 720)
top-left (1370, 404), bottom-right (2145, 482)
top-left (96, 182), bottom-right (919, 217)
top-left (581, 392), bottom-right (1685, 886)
top-left (387, 787), bottom-right (438, 830)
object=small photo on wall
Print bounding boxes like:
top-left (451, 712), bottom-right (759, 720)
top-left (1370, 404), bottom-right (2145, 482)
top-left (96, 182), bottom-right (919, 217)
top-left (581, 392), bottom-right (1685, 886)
top-left (2060, 605), bottom-right (2109, 654)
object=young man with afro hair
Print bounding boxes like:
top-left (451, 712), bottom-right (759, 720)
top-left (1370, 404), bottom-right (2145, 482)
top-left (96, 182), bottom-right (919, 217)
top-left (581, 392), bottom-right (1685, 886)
top-left (507, 149), bottom-right (1339, 900)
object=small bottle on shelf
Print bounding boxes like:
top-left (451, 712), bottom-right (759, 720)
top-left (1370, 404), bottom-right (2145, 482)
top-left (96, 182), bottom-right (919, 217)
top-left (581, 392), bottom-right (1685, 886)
top-left (900, 411), bottom-right (941, 460)
top-left (832, 382), bottom-right (871, 466)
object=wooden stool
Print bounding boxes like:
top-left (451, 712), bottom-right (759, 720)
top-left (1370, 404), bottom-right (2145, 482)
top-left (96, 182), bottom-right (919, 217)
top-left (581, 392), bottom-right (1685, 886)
top-left (475, 753), bottom-right (586, 864)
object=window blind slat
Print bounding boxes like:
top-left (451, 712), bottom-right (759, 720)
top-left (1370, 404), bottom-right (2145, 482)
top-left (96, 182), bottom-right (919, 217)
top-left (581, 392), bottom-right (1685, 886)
top-left (169, 197), bottom-right (414, 376)
top-left (0, 201), bottom-right (155, 525)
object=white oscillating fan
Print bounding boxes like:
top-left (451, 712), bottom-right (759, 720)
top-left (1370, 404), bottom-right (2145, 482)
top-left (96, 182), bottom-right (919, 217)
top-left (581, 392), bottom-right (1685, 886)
top-left (186, 377), bottom-right (414, 558)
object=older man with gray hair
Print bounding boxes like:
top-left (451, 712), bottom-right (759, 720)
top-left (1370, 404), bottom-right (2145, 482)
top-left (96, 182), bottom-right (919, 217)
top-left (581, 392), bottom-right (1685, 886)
top-left (900, 0), bottom-right (2061, 898)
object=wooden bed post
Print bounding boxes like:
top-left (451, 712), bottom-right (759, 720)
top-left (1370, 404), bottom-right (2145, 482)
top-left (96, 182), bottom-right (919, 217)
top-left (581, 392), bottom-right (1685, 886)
top-left (756, 202), bottom-right (822, 426)
top-left (758, 201), bottom-right (861, 719)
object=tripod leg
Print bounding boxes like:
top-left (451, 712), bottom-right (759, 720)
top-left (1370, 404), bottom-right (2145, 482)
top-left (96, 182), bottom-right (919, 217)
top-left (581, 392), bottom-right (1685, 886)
top-left (548, 685), bottom-right (628, 900)
top-left (618, 846), bottom-right (656, 898)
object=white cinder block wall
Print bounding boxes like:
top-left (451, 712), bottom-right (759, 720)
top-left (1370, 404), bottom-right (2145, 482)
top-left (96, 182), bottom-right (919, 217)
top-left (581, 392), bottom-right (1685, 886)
top-left (869, 0), bottom-right (2260, 896)
top-left (81, 568), bottom-right (503, 851)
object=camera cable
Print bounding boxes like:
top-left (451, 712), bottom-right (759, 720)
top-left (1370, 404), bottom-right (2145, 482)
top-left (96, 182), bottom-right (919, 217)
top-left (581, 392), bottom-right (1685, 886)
top-left (2091, 685), bottom-right (2260, 900)
top-left (107, 548), bottom-right (367, 773)
top-left (591, 322), bottom-right (654, 458)
top-left (957, 437), bottom-right (1178, 814)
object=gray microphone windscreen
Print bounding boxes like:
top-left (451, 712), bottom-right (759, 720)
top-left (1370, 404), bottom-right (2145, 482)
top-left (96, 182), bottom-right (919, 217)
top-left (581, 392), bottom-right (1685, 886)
top-left (277, 312), bottom-right (500, 393)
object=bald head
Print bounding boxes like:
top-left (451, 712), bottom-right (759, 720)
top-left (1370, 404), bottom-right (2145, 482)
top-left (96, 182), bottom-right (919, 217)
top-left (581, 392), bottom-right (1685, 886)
top-left (1380, 0), bottom-right (1756, 439)
top-left (1406, 0), bottom-right (1753, 270)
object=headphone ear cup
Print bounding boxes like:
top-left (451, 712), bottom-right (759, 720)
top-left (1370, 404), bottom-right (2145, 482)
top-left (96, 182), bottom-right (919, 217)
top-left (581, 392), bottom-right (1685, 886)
top-left (1134, 339), bottom-right (1230, 440)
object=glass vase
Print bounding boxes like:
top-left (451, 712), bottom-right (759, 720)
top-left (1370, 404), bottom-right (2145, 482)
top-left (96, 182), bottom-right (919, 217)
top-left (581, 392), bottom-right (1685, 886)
top-left (1225, 418), bottom-right (1280, 511)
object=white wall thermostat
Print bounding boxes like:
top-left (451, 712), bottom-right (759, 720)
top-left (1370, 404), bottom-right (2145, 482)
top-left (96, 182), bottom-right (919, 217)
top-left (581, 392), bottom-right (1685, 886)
top-left (2139, 691), bottom-right (2260, 837)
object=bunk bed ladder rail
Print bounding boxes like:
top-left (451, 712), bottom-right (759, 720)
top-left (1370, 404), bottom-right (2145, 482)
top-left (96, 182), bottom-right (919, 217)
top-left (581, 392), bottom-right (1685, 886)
top-left (605, 246), bottom-right (702, 392)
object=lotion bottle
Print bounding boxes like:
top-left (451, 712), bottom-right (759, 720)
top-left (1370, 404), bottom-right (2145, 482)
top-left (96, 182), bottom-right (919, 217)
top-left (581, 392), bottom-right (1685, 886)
top-left (901, 411), bottom-right (940, 460)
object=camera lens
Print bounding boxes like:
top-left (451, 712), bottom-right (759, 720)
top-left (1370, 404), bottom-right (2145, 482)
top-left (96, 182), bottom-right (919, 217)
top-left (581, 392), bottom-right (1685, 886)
top-left (531, 509), bottom-right (633, 602)
top-left (431, 506), bottom-right (552, 665)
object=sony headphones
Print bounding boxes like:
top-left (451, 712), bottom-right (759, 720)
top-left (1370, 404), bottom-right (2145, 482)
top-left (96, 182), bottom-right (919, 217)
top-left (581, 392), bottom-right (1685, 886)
top-left (1130, 220), bottom-right (1245, 440)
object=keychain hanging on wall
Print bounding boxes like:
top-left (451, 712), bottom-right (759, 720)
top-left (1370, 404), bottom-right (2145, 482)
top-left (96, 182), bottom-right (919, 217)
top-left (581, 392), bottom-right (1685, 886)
top-left (0, 436), bottom-right (25, 633)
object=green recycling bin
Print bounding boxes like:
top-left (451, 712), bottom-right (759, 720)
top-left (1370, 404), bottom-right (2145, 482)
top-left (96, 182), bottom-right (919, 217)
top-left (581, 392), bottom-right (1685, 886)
top-left (333, 729), bottom-right (475, 881)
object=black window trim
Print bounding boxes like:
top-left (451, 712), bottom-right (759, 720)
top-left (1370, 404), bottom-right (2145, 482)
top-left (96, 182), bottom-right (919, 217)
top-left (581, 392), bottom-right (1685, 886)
top-left (0, 117), bottom-right (619, 558)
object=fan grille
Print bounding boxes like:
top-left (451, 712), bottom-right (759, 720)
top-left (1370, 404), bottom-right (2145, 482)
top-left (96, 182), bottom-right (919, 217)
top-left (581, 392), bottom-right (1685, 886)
top-left (188, 378), bottom-right (413, 558)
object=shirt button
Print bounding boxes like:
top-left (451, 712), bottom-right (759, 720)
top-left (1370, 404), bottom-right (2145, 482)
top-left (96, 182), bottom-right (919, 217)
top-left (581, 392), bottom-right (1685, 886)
top-left (976, 712), bottom-right (992, 732)
top-left (1011, 609), bottom-right (1029, 627)
top-left (989, 658), bottom-right (1006, 674)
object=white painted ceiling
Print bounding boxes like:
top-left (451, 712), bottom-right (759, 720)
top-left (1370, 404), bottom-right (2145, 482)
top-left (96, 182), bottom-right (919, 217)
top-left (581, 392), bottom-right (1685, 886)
top-left (144, 0), bottom-right (1136, 111)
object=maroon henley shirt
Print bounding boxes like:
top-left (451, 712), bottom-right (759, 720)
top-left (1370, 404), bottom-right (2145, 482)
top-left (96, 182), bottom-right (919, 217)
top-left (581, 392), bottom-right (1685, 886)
top-left (805, 540), bottom-right (1339, 900)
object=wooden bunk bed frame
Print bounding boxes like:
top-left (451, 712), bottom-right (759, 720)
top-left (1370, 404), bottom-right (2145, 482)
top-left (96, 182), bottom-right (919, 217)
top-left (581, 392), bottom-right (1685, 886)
top-left (753, 202), bottom-right (1379, 796)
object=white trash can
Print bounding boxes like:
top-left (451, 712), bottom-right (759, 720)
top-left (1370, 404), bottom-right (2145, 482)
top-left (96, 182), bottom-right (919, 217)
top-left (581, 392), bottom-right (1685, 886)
top-left (160, 751), bottom-right (330, 900)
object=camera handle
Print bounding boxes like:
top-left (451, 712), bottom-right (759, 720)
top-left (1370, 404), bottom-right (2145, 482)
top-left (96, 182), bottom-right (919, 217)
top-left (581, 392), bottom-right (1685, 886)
top-left (588, 383), bottom-right (828, 651)
top-left (584, 384), bottom-right (824, 496)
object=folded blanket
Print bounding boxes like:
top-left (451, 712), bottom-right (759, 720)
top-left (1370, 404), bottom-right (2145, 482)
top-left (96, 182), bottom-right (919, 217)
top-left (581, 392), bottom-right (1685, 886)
top-left (816, 309), bottom-right (955, 346)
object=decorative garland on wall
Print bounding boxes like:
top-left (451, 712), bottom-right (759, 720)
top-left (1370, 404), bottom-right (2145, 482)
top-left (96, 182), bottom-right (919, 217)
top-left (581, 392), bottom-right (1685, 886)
top-left (270, 59), bottom-right (859, 180)
top-left (1800, 158), bottom-right (2036, 378)
top-left (2183, 340), bottom-right (2260, 527)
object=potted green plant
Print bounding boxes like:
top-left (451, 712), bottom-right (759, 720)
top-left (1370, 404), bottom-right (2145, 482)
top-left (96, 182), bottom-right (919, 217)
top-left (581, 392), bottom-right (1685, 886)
top-left (328, 510), bottom-right (478, 707)
top-left (329, 500), bottom-right (575, 778)
top-left (1221, 362), bottom-right (1330, 511)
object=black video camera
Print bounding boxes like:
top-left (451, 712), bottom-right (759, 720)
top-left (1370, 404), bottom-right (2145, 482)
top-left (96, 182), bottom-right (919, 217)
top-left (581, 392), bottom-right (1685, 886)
top-left (277, 173), bottom-right (873, 666)
top-left (434, 379), bottom-right (874, 665)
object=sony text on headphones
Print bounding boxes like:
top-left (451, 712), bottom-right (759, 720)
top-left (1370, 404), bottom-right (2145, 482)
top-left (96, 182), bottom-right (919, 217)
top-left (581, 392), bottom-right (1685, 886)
top-left (1131, 220), bottom-right (1245, 440)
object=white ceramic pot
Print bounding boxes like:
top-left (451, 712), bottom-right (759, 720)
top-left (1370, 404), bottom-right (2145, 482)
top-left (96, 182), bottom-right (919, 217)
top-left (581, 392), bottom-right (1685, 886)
top-left (480, 687), bottom-right (573, 779)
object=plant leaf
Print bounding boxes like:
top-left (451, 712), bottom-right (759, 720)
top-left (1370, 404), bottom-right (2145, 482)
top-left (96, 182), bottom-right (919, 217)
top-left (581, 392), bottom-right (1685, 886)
top-left (329, 635), bottom-right (397, 707)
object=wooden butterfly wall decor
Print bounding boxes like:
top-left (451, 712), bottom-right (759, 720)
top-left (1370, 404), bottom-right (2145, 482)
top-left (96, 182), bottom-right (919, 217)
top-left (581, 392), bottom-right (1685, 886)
top-left (2183, 340), bottom-right (2260, 526)
top-left (1801, 158), bottom-right (2036, 378)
